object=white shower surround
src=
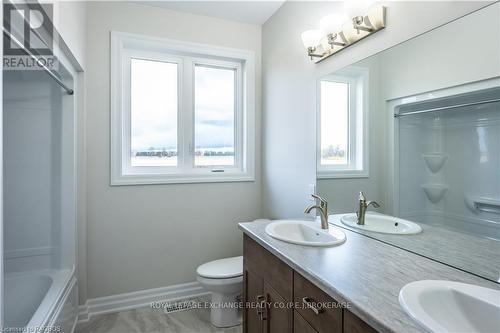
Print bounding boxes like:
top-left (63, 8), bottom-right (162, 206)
top-left (2, 29), bottom-right (80, 331)
top-left (4, 269), bottom-right (77, 331)
top-left (389, 78), bottom-right (500, 239)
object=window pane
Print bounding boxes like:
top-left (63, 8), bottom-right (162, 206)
top-left (194, 65), bottom-right (235, 166)
top-left (131, 58), bottom-right (178, 167)
top-left (320, 81), bottom-right (349, 165)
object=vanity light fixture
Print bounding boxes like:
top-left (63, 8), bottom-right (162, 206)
top-left (301, 29), bottom-right (324, 59)
top-left (302, 0), bottom-right (386, 63)
top-left (320, 14), bottom-right (348, 48)
top-left (344, 0), bottom-right (375, 34)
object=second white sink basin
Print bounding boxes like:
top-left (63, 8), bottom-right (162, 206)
top-left (399, 280), bottom-right (500, 333)
top-left (265, 220), bottom-right (346, 247)
top-left (341, 213), bottom-right (422, 235)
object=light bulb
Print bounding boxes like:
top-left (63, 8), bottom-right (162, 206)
top-left (367, 4), bottom-right (384, 29)
top-left (319, 36), bottom-right (330, 52)
top-left (319, 13), bottom-right (348, 35)
top-left (343, 0), bottom-right (375, 19)
top-left (301, 29), bottom-right (323, 49)
top-left (341, 21), bottom-right (358, 43)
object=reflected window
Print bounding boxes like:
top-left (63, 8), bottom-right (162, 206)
top-left (317, 69), bottom-right (368, 178)
top-left (320, 81), bottom-right (349, 166)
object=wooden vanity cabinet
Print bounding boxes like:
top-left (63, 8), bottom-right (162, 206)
top-left (243, 235), bottom-right (293, 333)
top-left (244, 264), bottom-right (264, 333)
top-left (294, 311), bottom-right (318, 333)
top-left (262, 282), bottom-right (293, 333)
top-left (243, 235), bottom-right (378, 333)
top-left (343, 310), bottom-right (378, 333)
top-left (294, 272), bottom-right (342, 332)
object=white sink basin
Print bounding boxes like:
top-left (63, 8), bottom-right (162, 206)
top-left (340, 213), bottom-right (422, 235)
top-left (265, 220), bottom-right (346, 247)
top-left (399, 280), bottom-right (500, 333)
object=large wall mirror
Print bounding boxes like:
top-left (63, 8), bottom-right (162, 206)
top-left (316, 3), bottom-right (500, 283)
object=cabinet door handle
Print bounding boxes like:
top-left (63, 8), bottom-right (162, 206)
top-left (256, 295), bottom-right (267, 321)
top-left (302, 297), bottom-right (323, 315)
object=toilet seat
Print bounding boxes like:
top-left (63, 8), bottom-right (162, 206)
top-left (197, 256), bottom-right (243, 279)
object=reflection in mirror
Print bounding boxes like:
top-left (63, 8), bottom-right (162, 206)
top-left (316, 3), bottom-right (500, 283)
top-left (317, 68), bottom-right (368, 179)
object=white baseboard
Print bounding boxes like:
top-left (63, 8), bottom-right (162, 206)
top-left (78, 281), bottom-right (209, 322)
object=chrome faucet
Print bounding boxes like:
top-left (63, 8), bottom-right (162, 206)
top-left (304, 194), bottom-right (329, 230)
top-left (356, 192), bottom-right (380, 225)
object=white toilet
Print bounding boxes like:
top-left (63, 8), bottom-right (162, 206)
top-left (196, 256), bottom-right (243, 328)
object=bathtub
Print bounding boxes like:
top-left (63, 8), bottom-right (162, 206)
top-left (4, 269), bottom-right (77, 332)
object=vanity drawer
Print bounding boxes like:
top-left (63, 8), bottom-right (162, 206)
top-left (343, 310), bottom-right (377, 333)
top-left (243, 235), bottom-right (293, 300)
top-left (294, 310), bottom-right (318, 333)
top-left (294, 272), bottom-right (342, 333)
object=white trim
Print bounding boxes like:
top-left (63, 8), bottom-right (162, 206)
top-left (45, 275), bottom-right (78, 333)
top-left (110, 31), bottom-right (255, 185)
top-left (317, 170), bottom-right (369, 179)
top-left (77, 281), bottom-right (209, 322)
top-left (0, 2), bottom-right (3, 326)
top-left (55, 43), bottom-right (79, 288)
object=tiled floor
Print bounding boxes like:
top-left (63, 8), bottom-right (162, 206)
top-left (75, 298), bottom-right (242, 333)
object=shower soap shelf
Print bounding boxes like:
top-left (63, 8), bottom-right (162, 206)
top-left (465, 196), bottom-right (500, 214)
top-left (422, 153), bottom-right (448, 173)
top-left (421, 184), bottom-right (448, 203)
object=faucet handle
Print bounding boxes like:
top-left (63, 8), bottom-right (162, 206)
top-left (358, 191), bottom-right (366, 202)
top-left (311, 194), bottom-right (327, 207)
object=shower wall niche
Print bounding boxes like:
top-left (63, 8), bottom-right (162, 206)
top-left (396, 84), bottom-right (500, 240)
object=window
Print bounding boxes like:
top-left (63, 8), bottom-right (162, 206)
top-left (131, 58), bottom-right (178, 167)
top-left (317, 69), bottom-right (368, 178)
top-left (194, 65), bottom-right (236, 167)
top-left (111, 32), bottom-right (255, 185)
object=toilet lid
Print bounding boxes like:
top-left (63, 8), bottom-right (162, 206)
top-left (197, 256), bottom-right (243, 279)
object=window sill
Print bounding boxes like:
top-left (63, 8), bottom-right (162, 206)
top-left (317, 170), bottom-right (369, 179)
top-left (110, 172), bottom-right (255, 186)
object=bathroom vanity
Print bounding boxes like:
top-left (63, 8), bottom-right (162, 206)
top-left (239, 217), bottom-right (500, 333)
top-left (243, 234), bottom-right (373, 333)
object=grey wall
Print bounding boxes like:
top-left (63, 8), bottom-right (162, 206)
top-left (85, 1), bottom-right (262, 299)
top-left (262, 1), bottom-right (492, 218)
top-left (54, 1), bottom-right (87, 69)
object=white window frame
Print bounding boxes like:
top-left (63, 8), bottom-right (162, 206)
top-left (111, 31), bottom-right (255, 185)
top-left (317, 67), bottom-right (369, 179)
top-left (192, 60), bottom-right (243, 171)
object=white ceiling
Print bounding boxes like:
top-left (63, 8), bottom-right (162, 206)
top-left (137, 1), bottom-right (286, 25)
